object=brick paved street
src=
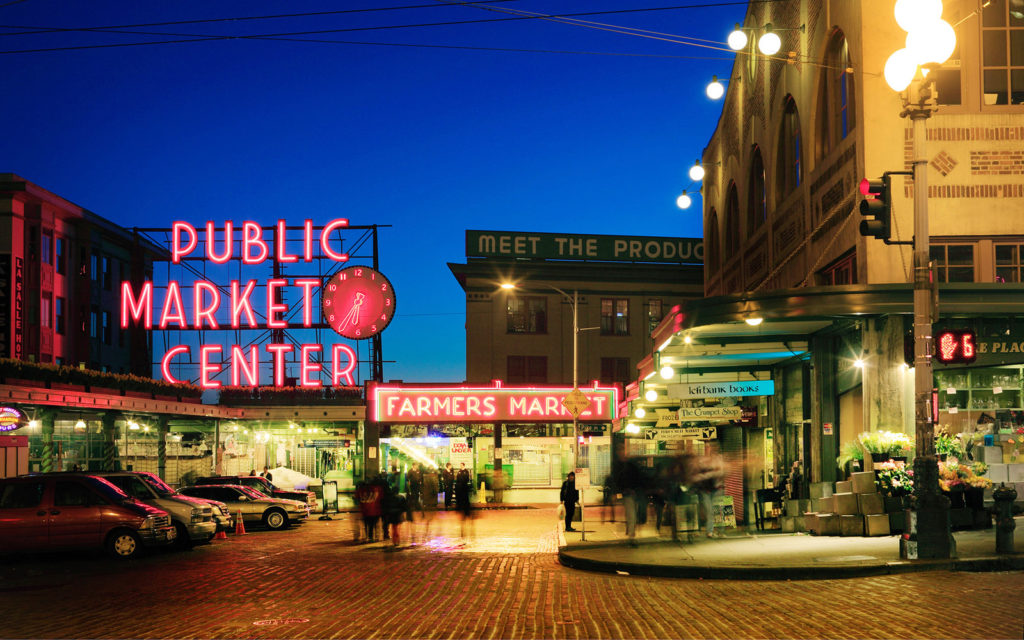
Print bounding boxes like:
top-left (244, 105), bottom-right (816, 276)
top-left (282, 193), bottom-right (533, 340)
top-left (1, 508), bottom-right (1022, 639)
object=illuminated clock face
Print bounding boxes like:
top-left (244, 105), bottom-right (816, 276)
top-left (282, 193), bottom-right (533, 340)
top-left (321, 266), bottom-right (396, 339)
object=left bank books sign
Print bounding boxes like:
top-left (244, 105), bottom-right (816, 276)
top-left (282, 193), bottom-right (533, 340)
top-left (369, 383), bottom-right (620, 423)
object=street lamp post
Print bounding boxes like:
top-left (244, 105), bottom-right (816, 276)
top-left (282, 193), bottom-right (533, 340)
top-left (883, 0), bottom-right (957, 559)
top-left (501, 282), bottom-right (594, 540)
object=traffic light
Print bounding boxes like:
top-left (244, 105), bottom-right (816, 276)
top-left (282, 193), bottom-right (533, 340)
top-left (859, 175), bottom-right (891, 240)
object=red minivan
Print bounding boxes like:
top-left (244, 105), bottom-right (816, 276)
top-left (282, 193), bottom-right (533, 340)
top-left (0, 474), bottom-right (177, 558)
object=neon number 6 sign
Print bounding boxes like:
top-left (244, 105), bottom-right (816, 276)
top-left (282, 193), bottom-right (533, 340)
top-left (321, 266), bottom-right (397, 340)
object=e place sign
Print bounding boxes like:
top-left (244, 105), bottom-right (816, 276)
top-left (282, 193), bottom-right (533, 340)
top-left (668, 380), bottom-right (775, 400)
top-left (369, 382), bottom-right (620, 424)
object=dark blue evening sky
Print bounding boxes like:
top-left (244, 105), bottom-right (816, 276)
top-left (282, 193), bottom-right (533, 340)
top-left (2, 1), bottom-right (743, 383)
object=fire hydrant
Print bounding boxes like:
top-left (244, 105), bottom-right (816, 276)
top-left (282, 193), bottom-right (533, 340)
top-left (992, 482), bottom-right (1017, 554)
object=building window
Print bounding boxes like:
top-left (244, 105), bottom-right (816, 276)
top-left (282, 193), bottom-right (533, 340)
top-left (40, 296), bottom-right (51, 328)
top-left (724, 182), bottom-right (740, 255)
top-left (995, 242), bottom-right (1024, 282)
top-left (747, 147), bottom-right (766, 231)
top-left (55, 237), bottom-right (66, 275)
top-left (102, 257), bottom-right (111, 290)
top-left (930, 244), bottom-right (975, 282)
top-left (706, 209), bottom-right (721, 274)
top-left (981, 0), bottom-right (1024, 106)
top-left (776, 96), bottom-right (803, 205)
top-left (56, 297), bottom-right (65, 335)
top-left (102, 311), bottom-right (111, 345)
top-left (41, 231), bottom-right (53, 266)
top-left (507, 355), bottom-right (547, 383)
top-left (601, 298), bottom-right (629, 335)
top-left (815, 31), bottom-right (858, 161)
top-left (600, 357), bottom-right (631, 387)
top-left (90, 309), bottom-right (98, 339)
top-left (818, 250), bottom-right (857, 285)
top-left (506, 297), bottom-right (547, 334)
top-left (647, 299), bottom-right (663, 333)
top-left (91, 252), bottom-right (100, 282)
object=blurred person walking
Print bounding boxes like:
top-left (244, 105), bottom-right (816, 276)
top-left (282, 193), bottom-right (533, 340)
top-left (442, 462), bottom-right (455, 510)
top-left (690, 444), bottom-right (726, 538)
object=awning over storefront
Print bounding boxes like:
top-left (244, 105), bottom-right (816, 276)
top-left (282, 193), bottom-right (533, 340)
top-left (625, 283), bottom-right (1024, 423)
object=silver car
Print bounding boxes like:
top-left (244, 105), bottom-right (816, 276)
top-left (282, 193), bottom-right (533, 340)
top-left (178, 484), bottom-right (308, 530)
top-left (92, 471), bottom-right (217, 547)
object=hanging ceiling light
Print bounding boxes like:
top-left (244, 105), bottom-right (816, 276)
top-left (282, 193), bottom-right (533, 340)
top-left (758, 24), bottom-right (782, 55)
top-left (688, 160), bottom-right (706, 181)
top-left (644, 388), bottom-right (658, 402)
top-left (727, 24), bottom-right (748, 50)
top-left (676, 190), bottom-right (693, 210)
top-left (659, 365), bottom-right (674, 380)
top-left (705, 77), bottom-right (725, 100)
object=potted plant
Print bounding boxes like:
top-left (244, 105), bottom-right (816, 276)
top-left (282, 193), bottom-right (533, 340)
top-left (837, 440), bottom-right (864, 475)
top-left (858, 431), bottom-right (889, 463)
top-left (885, 431), bottom-right (913, 462)
top-left (935, 432), bottom-right (966, 461)
top-left (875, 460), bottom-right (914, 512)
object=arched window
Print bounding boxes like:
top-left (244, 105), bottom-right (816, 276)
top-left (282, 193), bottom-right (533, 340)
top-left (776, 96), bottom-right (802, 205)
top-left (706, 209), bottom-right (720, 273)
top-left (724, 182), bottom-right (741, 256)
top-left (747, 146), bottom-right (766, 231)
top-left (815, 31), bottom-right (856, 163)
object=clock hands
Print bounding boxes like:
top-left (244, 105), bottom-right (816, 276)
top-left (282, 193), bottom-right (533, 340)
top-left (340, 291), bottom-right (365, 328)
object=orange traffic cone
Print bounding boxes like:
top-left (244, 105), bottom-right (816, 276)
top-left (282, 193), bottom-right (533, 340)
top-left (234, 510), bottom-right (246, 535)
top-left (214, 528), bottom-right (227, 540)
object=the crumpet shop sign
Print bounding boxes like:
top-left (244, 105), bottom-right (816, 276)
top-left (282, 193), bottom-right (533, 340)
top-left (668, 380), bottom-right (775, 399)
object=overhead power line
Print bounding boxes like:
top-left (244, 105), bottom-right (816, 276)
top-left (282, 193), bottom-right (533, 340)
top-left (0, 0), bottom-right (523, 36)
top-left (0, 1), bottom-right (759, 38)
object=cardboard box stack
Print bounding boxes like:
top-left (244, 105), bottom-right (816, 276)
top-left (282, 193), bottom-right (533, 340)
top-left (805, 472), bottom-right (890, 537)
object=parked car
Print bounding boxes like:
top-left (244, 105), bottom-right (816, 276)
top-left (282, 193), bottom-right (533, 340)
top-left (177, 484), bottom-right (308, 530)
top-left (0, 474), bottom-right (176, 558)
top-left (89, 471), bottom-right (217, 547)
top-left (193, 475), bottom-right (317, 511)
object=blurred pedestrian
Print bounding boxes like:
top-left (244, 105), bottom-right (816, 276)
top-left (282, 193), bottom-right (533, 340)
top-left (355, 477), bottom-right (384, 542)
top-left (454, 463), bottom-right (474, 539)
top-left (560, 471), bottom-right (579, 532)
top-left (260, 466), bottom-right (273, 482)
top-left (787, 460), bottom-right (803, 501)
top-left (689, 444), bottom-right (725, 538)
top-left (407, 465), bottom-right (423, 515)
top-left (418, 465), bottom-right (440, 542)
top-left (442, 462), bottom-right (455, 509)
top-left (616, 452), bottom-right (644, 547)
top-left (601, 473), bottom-right (617, 523)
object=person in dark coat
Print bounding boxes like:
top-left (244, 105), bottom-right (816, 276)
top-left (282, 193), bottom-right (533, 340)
top-left (454, 463), bottom-right (472, 515)
top-left (560, 471), bottom-right (580, 532)
top-left (441, 462), bottom-right (455, 509)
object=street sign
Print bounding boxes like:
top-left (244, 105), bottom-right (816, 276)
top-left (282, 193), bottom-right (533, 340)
top-left (654, 407), bottom-right (742, 426)
top-left (562, 388), bottom-right (591, 419)
top-left (574, 468), bottom-right (590, 490)
top-left (642, 426), bottom-right (718, 440)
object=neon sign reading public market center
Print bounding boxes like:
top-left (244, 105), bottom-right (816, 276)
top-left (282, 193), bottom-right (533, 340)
top-left (120, 219), bottom-right (395, 389)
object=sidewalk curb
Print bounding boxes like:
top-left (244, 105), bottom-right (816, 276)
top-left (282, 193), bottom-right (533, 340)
top-left (558, 545), bottom-right (1024, 581)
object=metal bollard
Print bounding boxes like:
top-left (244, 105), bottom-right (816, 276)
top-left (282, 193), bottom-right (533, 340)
top-left (992, 482), bottom-right (1017, 554)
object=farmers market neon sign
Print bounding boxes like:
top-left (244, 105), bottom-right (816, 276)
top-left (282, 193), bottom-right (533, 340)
top-left (369, 382), bottom-right (620, 423)
top-left (120, 219), bottom-right (367, 389)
